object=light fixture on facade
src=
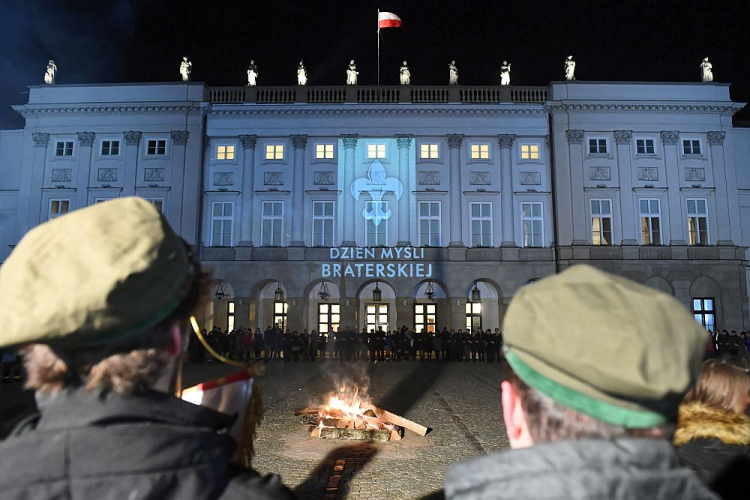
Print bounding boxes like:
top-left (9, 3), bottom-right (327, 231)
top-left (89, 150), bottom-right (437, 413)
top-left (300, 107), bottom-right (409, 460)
top-left (373, 281), bottom-right (382, 302)
top-left (471, 281), bottom-right (481, 302)
top-left (215, 282), bottom-right (230, 300)
top-left (317, 282), bottom-right (330, 301)
top-left (274, 282), bottom-right (285, 302)
top-left (425, 281), bottom-right (436, 301)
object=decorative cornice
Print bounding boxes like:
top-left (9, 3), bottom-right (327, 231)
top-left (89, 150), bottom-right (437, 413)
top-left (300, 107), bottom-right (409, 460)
top-left (210, 107), bottom-right (546, 119)
top-left (341, 134), bottom-right (358, 150)
top-left (707, 131), bottom-right (726, 146)
top-left (547, 103), bottom-right (741, 116)
top-left (447, 134), bottom-right (465, 149)
top-left (77, 132), bottom-right (95, 146)
top-left (124, 131), bottom-right (142, 146)
top-left (240, 134), bottom-right (257, 150)
top-left (566, 130), bottom-right (584, 144)
top-left (497, 134), bottom-right (516, 149)
top-left (291, 134), bottom-right (308, 149)
top-left (32, 133), bottom-right (50, 147)
top-left (396, 134), bottom-right (413, 149)
top-left (660, 130), bottom-right (679, 145)
top-left (613, 130), bottom-right (632, 144)
top-left (171, 130), bottom-right (189, 145)
top-left (14, 104), bottom-right (202, 118)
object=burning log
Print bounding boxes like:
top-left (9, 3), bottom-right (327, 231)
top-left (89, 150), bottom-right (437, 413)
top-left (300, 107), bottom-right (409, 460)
top-left (372, 407), bottom-right (430, 437)
top-left (299, 382), bottom-right (429, 442)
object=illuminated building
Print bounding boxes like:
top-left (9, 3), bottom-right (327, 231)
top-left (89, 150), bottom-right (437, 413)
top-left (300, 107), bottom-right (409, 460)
top-left (1, 81), bottom-right (748, 332)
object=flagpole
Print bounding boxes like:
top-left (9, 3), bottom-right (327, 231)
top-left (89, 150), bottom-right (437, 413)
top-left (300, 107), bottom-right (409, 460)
top-left (377, 9), bottom-right (380, 86)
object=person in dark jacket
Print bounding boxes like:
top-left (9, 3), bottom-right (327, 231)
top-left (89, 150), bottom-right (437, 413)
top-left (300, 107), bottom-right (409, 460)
top-left (444, 266), bottom-right (716, 499)
top-left (0, 198), bottom-right (293, 500)
top-left (675, 358), bottom-right (750, 499)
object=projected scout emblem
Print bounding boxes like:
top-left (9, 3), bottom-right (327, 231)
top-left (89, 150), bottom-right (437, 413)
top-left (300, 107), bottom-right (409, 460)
top-left (351, 160), bottom-right (403, 226)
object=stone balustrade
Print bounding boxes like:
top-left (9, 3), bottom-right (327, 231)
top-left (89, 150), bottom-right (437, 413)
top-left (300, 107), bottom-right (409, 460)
top-left (208, 85), bottom-right (548, 105)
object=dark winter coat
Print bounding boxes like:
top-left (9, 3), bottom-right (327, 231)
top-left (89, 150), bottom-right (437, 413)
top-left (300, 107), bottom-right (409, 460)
top-left (675, 401), bottom-right (750, 499)
top-left (0, 388), bottom-right (294, 500)
top-left (445, 438), bottom-right (716, 499)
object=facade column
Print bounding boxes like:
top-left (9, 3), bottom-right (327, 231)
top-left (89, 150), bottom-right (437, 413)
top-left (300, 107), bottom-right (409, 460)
top-left (122, 131), bottom-right (141, 197)
top-left (707, 131), bottom-right (734, 245)
top-left (169, 130), bottom-right (189, 236)
top-left (290, 134), bottom-right (308, 246)
top-left (341, 134), bottom-right (358, 246)
top-left (238, 135), bottom-right (257, 246)
top-left (566, 130), bottom-right (588, 245)
top-left (498, 134), bottom-right (516, 246)
top-left (74, 132), bottom-right (95, 209)
top-left (20, 133), bottom-right (50, 235)
top-left (613, 130), bottom-right (637, 244)
top-left (447, 134), bottom-right (465, 247)
top-left (396, 134), bottom-right (413, 246)
top-left (661, 130), bottom-right (686, 245)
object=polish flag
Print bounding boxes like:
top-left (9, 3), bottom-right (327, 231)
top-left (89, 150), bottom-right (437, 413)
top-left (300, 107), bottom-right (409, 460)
top-left (378, 12), bottom-right (402, 29)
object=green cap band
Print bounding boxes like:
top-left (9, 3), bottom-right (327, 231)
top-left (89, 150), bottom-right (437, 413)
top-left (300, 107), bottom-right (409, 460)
top-left (506, 350), bottom-right (669, 428)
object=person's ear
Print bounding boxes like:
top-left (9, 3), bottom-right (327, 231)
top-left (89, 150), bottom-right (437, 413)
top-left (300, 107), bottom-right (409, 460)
top-left (501, 380), bottom-right (534, 449)
top-left (167, 322), bottom-right (190, 357)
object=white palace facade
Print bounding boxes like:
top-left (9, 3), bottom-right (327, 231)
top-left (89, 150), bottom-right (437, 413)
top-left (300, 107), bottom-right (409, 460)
top-left (1, 81), bottom-right (749, 334)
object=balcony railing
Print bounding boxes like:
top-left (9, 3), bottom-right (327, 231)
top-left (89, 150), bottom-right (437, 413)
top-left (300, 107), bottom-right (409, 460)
top-left (208, 85), bottom-right (548, 105)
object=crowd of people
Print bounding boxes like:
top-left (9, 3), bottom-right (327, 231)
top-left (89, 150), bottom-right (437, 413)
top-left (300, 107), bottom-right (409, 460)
top-left (189, 325), bottom-right (505, 364)
top-left (706, 329), bottom-right (750, 359)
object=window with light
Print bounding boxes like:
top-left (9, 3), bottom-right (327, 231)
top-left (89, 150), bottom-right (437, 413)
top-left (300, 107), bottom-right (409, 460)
top-left (520, 144), bottom-right (539, 160)
top-left (591, 199), bottom-right (612, 246)
top-left (687, 198), bottom-right (708, 245)
top-left (420, 144), bottom-right (439, 159)
top-left (265, 144), bottom-right (284, 160)
top-left (49, 199), bottom-right (70, 219)
top-left (315, 144), bottom-right (334, 159)
top-left (217, 145), bottom-right (235, 161)
top-left (639, 199), bottom-right (661, 245)
top-left (470, 144), bottom-right (489, 160)
top-left (367, 144), bottom-right (386, 159)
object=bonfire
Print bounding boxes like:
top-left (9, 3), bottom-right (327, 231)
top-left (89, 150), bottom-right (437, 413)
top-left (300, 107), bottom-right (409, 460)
top-left (296, 384), bottom-right (429, 442)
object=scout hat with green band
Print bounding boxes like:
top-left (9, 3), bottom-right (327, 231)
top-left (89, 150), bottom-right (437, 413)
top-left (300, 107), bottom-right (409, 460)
top-left (0, 197), bottom-right (195, 349)
top-left (503, 265), bottom-right (706, 428)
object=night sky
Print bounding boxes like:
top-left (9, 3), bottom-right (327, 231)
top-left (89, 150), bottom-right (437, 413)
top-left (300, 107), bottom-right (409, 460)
top-left (1, 0), bottom-right (749, 129)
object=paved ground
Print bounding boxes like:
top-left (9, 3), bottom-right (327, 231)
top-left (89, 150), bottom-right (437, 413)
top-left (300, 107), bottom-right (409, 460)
top-left (2, 358), bottom-right (509, 499)
top-left (196, 359), bottom-right (510, 499)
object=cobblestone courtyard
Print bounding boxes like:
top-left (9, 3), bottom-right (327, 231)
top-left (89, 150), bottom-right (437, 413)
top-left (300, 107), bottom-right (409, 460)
top-left (185, 359), bottom-right (509, 499)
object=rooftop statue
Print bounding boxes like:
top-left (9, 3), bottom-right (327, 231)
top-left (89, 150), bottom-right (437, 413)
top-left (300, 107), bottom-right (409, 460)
top-left (44, 59), bottom-right (57, 85)
top-left (700, 57), bottom-right (713, 82)
top-left (247, 60), bottom-right (258, 86)
top-left (297, 60), bottom-right (308, 86)
top-left (400, 61), bottom-right (411, 85)
top-left (449, 60), bottom-right (458, 85)
top-left (565, 55), bottom-right (576, 81)
top-left (500, 61), bottom-right (511, 86)
top-left (180, 57), bottom-right (192, 82)
top-left (346, 60), bottom-right (359, 85)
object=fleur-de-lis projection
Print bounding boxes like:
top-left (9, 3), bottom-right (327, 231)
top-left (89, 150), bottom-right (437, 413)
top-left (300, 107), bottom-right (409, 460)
top-left (351, 160), bottom-right (403, 227)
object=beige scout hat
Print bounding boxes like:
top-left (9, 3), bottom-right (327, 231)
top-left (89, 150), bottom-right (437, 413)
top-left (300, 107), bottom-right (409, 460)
top-left (503, 265), bottom-right (706, 428)
top-left (0, 197), bottom-right (194, 348)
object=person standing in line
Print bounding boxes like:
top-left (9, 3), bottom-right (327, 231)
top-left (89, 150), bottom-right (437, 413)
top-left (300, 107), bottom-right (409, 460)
top-left (445, 266), bottom-right (715, 499)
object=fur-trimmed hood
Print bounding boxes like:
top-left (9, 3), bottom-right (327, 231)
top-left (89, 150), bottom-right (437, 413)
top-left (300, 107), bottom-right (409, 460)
top-left (674, 401), bottom-right (750, 446)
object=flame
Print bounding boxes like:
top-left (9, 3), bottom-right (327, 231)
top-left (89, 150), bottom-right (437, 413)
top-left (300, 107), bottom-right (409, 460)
top-left (316, 383), bottom-right (395, 433)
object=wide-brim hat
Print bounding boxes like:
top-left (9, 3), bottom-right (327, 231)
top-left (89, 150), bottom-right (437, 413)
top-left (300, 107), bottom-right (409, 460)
top-left (503, 265), bottom-right (706, 428)
top-left (0, 197), bottom-right (194, 348)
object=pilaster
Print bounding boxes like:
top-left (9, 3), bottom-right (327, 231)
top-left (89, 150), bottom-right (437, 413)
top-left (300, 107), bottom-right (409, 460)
top-left (614, 130), bottom-right (637, 244)
top-left (341, 134), bottom-right (358, 246)
top-left (396, 134), bottom-right (413, 246)
top-left (498, 134), bottom-right (516, 247)
top-left (75, 132), bottom-right (95, 210)
top-left (122, 131), bottom-right (141, 197)
top-left (290, 134), bottom-right (308, 246)
top-left (447, 134), bottom-right (465, 247)
top-left (661, 130), bottom-right (685, 245)
top-left (238, 135), bottom-right (257, 246)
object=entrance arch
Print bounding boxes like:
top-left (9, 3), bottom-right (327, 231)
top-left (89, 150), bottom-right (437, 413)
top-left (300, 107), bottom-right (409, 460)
top-left (465, 280), bottom-right (502, 331)
top-left (357, 281), bottom-right (396, 333)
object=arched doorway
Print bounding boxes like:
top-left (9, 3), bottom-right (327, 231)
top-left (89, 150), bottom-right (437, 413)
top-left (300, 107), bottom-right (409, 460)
top-left (413, 280), bottom-right (447, 333)
top-left (257, 281), bottom-right (289, 331)
top-left (306, 280), bottom-right (341, 334)
top-left (465, 280), bottom-right (501, 331)
top-left (357, 281), bottom-right (396, 333)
